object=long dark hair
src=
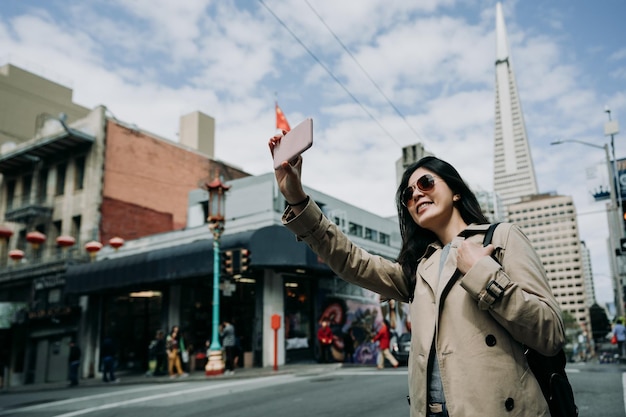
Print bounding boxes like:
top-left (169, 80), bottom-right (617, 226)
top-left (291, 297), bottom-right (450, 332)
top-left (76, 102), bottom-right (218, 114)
top-left (395, 156), bottom-right (488, 279)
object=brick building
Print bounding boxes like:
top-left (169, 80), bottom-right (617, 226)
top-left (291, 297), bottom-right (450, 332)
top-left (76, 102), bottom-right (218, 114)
top-left (0, 97), bottom-right (249, 385)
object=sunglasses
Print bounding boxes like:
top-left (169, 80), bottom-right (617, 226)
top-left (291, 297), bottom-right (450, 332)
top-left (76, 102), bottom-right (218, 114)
top-left (401, 174), bottom-right (438, 207)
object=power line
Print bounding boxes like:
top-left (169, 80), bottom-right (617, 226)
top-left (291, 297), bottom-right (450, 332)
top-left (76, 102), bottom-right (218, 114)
top-left (258, 0), bottom-right (402, 147)
top-left (303, 0), bottom-right (428, 146)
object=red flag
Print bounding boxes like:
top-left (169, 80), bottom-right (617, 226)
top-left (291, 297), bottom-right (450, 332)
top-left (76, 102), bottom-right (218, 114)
top-left (275, 102), bottom-right (291, 132)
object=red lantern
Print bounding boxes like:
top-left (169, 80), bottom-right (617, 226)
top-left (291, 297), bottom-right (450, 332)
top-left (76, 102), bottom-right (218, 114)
top-left (0, 226), bottom-right (13, 240)
top-left (26, 231), bottom-right (46, 249)
top-left (9, 249), bottom-right (24, 263)
top-left (109, 236), bottom-right (124, 251)
top-left (56, 235), bottom-right (76, 248)
top-left (84, 241), bottom-right (103, 260)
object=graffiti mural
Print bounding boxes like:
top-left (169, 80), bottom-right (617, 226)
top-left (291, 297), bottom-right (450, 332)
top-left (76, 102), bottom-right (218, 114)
top-left (316, 278), bottom-right (411, 365)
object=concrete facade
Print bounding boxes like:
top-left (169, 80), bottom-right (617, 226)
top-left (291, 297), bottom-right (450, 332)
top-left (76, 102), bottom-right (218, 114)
top-left (508, 193), bottom-right (591, 330)
top-left (0, 64), bottom-right (90, 150)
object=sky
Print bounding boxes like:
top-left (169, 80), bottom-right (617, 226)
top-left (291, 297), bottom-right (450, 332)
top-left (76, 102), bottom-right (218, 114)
top-left (1, 0), bottom-right (625, 306)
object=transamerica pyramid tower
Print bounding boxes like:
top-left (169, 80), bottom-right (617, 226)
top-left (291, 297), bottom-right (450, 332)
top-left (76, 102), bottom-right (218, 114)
top-left (493, 2), bottom-right (538, 207)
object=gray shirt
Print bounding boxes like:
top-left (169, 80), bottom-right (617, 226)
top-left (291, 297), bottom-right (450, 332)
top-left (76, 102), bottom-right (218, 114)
top-left (221, 323), bottom-right (236, 347)
top-left (428, 243), bottom-right (451, 404)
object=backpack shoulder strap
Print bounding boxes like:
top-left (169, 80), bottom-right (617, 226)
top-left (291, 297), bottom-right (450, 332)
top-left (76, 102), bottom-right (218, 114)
top-left (482, 222), bottom-right (501, 247)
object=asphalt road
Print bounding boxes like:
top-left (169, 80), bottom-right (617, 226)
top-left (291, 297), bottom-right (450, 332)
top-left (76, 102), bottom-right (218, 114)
top-left (0, 363), bottom-right (624, 417)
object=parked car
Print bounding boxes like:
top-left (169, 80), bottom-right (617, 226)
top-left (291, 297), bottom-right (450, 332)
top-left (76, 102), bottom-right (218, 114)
top-left (391, 332), bottom-right (411, 365)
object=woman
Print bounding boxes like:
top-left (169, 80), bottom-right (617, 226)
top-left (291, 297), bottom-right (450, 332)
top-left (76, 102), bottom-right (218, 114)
top-left (317, 318), bottom-right (334, 363)
top-left (372, 319), bottom-right (399, 369)
top-left (269, 139), bottom-right (565, 417)
top-left (166, 326), bottom-right (188, 378)
top-left (613, 318), bottom-right (626, 357)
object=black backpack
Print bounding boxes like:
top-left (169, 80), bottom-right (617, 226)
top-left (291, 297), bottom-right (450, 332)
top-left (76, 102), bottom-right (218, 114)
top-left (483, 223), bottom-right (578, 417)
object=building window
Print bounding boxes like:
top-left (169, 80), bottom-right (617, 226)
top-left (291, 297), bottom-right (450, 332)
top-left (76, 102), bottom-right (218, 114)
top-left (365, 227), bottom-right (379, 242)
top-left (56, 163), bottom-right (67, 196)
top-left (53, 220), bottom-right (62, 255)
top-left (348, 222), bottom-right (362, 237)
top-left (22, 174), bottom-right (33, 206)
top-left (379, 233), bottom-right (390, 245)
top-left (37, 169), bottom-right (48, 203)
top-left (71, 216), bottom-right (81, 245)
top-left (75, 156), bottom-right (86, 190)
top-left (6, 179), bottom-right (16, 210)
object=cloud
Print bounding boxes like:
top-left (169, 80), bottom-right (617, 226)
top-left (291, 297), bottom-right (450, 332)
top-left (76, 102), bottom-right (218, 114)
top-left (1, 0), bottom-right (624, 305)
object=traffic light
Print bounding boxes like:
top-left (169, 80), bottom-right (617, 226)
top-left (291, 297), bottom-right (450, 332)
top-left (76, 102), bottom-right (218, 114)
top-left (222, 250), bottom-right (234, 276)
top-left (240, 248), bottom-right (250, 273)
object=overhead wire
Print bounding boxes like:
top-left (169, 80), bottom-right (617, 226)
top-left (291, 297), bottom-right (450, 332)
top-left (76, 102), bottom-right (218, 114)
top-left (303, 0), bottom-right (428, 146)
top-left (258, 0), bottom-right (402, 147)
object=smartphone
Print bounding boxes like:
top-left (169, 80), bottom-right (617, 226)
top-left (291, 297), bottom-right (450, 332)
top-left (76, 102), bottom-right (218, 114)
top-left (273, 118), bottom-right (313, 170)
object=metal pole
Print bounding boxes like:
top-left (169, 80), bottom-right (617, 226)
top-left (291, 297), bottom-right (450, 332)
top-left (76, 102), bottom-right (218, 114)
top-left (211, 233), bottom-right (222, 352)
top-left (205, 223), bottom-right (225, 375)
top-left (605, 109), bottom-right (625, 317)
top-left (551, 139), bottom-right (624, 317)
top-left (604, 144), bottom-right (625, 317)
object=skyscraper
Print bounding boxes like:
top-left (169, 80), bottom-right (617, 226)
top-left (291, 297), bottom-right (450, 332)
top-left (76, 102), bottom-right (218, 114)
top-left (493, 3), bottom-right (591, 331)
top-left (493, 3), bottom-right (538, 207)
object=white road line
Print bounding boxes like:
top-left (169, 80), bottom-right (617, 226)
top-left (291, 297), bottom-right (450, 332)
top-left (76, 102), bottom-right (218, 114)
top-left (334, 370), bottom-right (407, 376)
top-left (623, 372), bottom-right (626, 416)
top-left (0, 384), bottom-right (192, 415)
top-left (50, 375), bottom-right (296, 417)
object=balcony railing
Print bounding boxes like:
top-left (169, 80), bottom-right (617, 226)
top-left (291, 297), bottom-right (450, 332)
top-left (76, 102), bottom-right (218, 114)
top-left (5, 197), bottom-right (53, 224)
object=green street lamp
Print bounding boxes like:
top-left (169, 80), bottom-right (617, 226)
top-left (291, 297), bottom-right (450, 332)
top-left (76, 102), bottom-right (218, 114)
top-left (205, 176), bottom-right (230, 376)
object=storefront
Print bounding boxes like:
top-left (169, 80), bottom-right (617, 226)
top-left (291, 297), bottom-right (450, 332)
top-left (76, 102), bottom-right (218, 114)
top-left (63, 225), bottom-right (334, 376)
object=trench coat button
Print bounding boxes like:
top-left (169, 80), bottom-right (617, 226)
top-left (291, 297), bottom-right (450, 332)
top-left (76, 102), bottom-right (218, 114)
top-left (505, 397), bottom-right (514, 411)
top-left (485, 334), bottom-right (497, 346)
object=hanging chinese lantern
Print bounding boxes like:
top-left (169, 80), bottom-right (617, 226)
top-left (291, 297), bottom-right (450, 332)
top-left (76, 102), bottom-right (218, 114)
top-left (26, 231), bottom-right (46, 250)
top-left (84, 241), bottom-right (103, 260)
top-left (0, 226), bottom-right (13, 241)
top-left (109, 236), bottom-right (124, 251)
top-left (9, 249), bottom-right (24, 264)
top-left (56, 235), bottom-right (76, 248)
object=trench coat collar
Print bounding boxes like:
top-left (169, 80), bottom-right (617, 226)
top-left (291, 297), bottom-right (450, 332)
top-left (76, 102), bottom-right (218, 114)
top-left (417, 223), bottom-right (492, 298)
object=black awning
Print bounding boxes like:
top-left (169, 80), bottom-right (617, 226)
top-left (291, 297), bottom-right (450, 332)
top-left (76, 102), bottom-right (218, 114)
top-left (65, 225), bottom-right (330, 294)
top-left (248, 225), bottom-right (330, 272)
top-left (65, 240), bottom-right (212, 294)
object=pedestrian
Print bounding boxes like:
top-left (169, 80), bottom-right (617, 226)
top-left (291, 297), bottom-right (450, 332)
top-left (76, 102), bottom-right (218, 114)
top-left (268, 143), bottom-right (565, 417)
top-left (343, 327), bottom-right (355, 363)
top-left (147, 330), bottom-right (167, 376)
top-left (233, 335), bottom-right (242, 369)
top-left (613, 318), bottom-right (626, 357)
top-left (317, 318), bottom-right (333, 363)
top-left (220, 320), bottom-right (237, 374)
top-left (166, 326), bottom-right (188, 378)
top-left (372, 319), bottom-right (399, 369)
top-left (101, 336), bottom-right (118, 383)
top-left (68, 339), bottom-right (81, 387)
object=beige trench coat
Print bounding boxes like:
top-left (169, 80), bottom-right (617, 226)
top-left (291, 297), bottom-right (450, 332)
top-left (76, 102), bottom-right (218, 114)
top-left (283, 201), bottom-right (565, 417)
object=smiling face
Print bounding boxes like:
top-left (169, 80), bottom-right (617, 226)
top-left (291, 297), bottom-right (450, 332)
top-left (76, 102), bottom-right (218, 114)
top-left (404, 167), bottom-right (461, 238)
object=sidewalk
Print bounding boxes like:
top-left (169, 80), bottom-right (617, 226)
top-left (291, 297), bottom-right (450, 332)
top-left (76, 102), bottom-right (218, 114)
top-left (2, 362), bottom-right (346, 393)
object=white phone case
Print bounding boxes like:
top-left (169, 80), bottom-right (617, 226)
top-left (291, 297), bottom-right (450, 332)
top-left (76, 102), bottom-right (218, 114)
top-left (273, 118), bottom-right (313, 170)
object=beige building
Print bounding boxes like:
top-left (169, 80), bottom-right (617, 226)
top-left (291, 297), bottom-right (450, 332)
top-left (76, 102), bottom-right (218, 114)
top-left (395, 143), bottom-right (433, 187)
top-left (580, 241), bottom-right (597, 307)
top-left (508, 193), bottom-right (591, 330)
top-left (0, 64), bottom-right (90, 151)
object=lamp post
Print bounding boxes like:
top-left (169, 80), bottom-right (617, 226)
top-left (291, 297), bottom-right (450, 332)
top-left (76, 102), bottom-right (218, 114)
top-left (205, 176), bottom-right (230, 376)
top-left (604, 108), bottom-right (623, 316)
top-left (551, 139), bottom-right (625, 317)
